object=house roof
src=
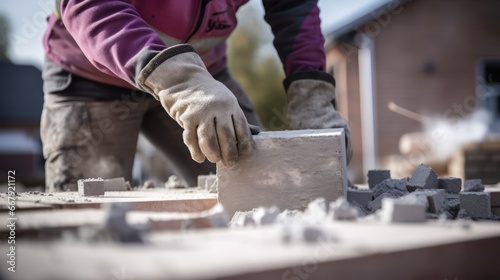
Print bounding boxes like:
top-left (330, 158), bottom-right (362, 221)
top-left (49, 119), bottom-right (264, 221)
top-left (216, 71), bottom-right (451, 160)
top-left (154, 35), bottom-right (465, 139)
top-left (324, 0), bottom-right (414, 49)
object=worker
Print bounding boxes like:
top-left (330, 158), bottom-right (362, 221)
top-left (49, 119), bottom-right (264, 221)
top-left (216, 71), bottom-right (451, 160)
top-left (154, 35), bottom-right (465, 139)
top-left (41, 0), bottom-right (352, 192)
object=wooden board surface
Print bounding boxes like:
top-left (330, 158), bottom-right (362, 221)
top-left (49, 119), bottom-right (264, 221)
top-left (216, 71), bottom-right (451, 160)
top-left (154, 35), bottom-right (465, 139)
top-left (0, 188), bottom-right (217, 212)
top-left (1, 221), bottom-right (499, 280)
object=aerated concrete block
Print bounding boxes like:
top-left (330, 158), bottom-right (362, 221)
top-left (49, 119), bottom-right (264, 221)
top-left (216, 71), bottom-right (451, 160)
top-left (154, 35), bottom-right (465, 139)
top-left (104, 177), bottom-right (128, 191)
top-left (406, 164), bottom-right (438, 192)
top-left (460, 192), bottom-right (491, 218)
top-left (463, 179), bottom-right (484, 192)
top-left (217, 129), bottom-right (348, 215)
top-left (78, 178), bottom-right (105, 196)
top-left (437, 177), bottom-right (462, 194)
top-left (367, 170), bottom-right (391, 189)
top-left (413, 189), bottom-right (446, 213)
top-left (380, 197), bottom-right (426, 223)
top-left (347, 189), bottom-right (373, 209)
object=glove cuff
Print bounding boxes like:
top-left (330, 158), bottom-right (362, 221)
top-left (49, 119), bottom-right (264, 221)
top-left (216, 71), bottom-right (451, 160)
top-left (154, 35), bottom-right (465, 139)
top-left (283, 70), bottom-right (335, 92)
top-left (137, 44), bottom-right (203, 96)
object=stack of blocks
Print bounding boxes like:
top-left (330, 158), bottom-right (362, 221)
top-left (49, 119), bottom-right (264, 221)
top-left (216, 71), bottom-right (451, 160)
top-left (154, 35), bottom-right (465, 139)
top-left (78, 178), bottom-right (105, 196)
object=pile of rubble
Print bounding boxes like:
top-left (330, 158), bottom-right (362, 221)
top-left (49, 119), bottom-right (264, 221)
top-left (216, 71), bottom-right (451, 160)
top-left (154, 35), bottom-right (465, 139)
top-left (347, 164), bottom-right (499, 222)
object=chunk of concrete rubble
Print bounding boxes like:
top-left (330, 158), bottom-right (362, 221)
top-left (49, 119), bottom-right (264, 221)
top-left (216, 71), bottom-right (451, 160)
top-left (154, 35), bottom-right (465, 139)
top-left (217, 129), bottom-right (347, 215)
top-left (463, 179), bottom-right (484, 192)
top-left (406, 164), bottom-right (438, 192)
top-left (304, 197), bottom-right (330, 222)
top-left (330, 198), bottom-right (359, 220)
top-left (141, 179), bottom-right (157, 189)
top-left (367, 170), bottom-right (391, 189)
top-left (380, 197), bottom-right (427, 223)
top-left (164, 175), bottom-right (188, 189)
top-left (437, 177), bottom-right (462, 194)
top-left (368, 193), bottom-right (395, 212)
top-left (103, 177), bottom-right (128, 191)
top-left (347, 189), bottom-right (373, 210)
top-left (460, 192), bottom-right (491, 218)
top-left (253, 206), bottom-right (280, 225)
top-left (413, 189), bottom-right (446, 213)
top-left (372, 179), bottom-right (408, 198)
top-left (78, 178), bottom-right (104, 197)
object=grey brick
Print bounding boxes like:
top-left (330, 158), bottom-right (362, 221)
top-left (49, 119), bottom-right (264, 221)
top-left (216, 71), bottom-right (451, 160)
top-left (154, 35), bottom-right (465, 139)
top-left (78, 178), bottom-right (105, 196)
top-left (437, 177), bottom-right (462, 194)
top-left (104, 177), bottom-right (127, 191)
top-left (406, 164), bottom-right (438, 192)
top-left (413, 189), bottom-right (446, 213)
top-left (347, 189), bottom-right (373, 209)
top-left (463, 179), bottom-right (484, 192)
top-left (380, 197), bottom-right (427, 223)
top-left (460, 192), bottom-right (491, 218)
top-left (367, 170), bottom-right (391, 189)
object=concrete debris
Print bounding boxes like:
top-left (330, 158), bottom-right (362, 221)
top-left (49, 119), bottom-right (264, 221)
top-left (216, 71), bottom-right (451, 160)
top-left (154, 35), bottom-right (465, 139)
top-left (78, 178), bottom-right (105, 197)
top-left (372, 179), bottom-right (408, 198)
top-left (406, 164), bottom-right (438, 192)
top-left (103, 177), bottom-right (127, 191)
top-left (304, 197), bottom-right (331, 222)
top-left (330, 198), bottom-right (359, 220)
top-left (347, 189), bottom-right (373, 210)
top-left (142, 179), bottom-right (158, 189)
top-left (460, 192), bottom-right (491, 218)
top-left (437, 177), bottom-right (462, 194)
top-left (106, 203), bottom-right (145, 243)
top-left (164, 175), bottom-right (188, 189)
top-left (413, 189), bottom-right (446, 213)
top-left (253, 206), bottom-right (280, 225)
top-left (463, 179), bottom-right (484, 192)
top-left (368, 170), bottom-right (391, 189)
top-left (380, 197), bottom-right (427, 223)
top-left (368, 193), bottom-right (395, 212)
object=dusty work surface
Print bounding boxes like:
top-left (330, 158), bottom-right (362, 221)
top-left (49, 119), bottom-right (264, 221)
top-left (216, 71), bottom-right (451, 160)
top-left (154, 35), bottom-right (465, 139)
top-left (0, 188), bottom-right (217, 212)
top-left (2, 221), bottom-right (499, 280)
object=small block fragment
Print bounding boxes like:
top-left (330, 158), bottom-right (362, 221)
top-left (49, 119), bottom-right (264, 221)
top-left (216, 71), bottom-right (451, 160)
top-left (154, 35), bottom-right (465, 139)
top-left (78, 178), bottom-right (105, 197)
top-left (407, 164), bottom-right (438, 192)
top-left (367, 170), bottom-right (391, 189)
top-left (460, 192), bottom-right (491, 218)
top-left (104, 177), bottom-right (127, 191)
top-left (380, 197), bottom-right (427, 223)
top-left (437, 177), bottom-right (462, 194)
top-left (463, 179), bottom-right (484, 192)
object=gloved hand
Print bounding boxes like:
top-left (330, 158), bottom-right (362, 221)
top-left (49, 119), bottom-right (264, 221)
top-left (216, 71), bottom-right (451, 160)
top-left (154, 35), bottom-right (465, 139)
top-left (138, 45), bottom-right (256, 168)
top-left (285, 72), bottom-right (352, 164)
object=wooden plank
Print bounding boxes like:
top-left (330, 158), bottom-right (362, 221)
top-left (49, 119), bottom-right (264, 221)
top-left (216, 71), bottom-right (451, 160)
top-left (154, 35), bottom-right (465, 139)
top-left (0, 189), bottom-right (217, 212)
top-left (2, 221), bottom-right (499, 280)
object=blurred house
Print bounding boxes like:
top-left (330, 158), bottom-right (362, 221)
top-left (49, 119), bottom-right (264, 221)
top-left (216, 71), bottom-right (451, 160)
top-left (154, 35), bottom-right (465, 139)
top-left (325, 0), bottom-right (500, 182)
top-left (0, 60), bottom-right (44, 186)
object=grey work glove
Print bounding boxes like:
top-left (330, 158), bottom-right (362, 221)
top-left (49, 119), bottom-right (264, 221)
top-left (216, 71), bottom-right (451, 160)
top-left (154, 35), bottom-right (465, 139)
top-left (138, 45), bottom-right (255, 168)
top-left (285, 71), bottom-right (352, 164)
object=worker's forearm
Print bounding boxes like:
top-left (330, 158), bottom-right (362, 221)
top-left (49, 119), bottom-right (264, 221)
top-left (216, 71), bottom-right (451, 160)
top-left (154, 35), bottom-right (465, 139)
top-left (59, 0), bottom-right (166, 86)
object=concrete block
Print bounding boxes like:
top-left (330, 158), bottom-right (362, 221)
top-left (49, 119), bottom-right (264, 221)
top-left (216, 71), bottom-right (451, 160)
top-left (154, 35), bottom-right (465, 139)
top-left (380, 198), bottom-right (426, 223)
top-left (368, 193), bottom-right (393, 212)
top-left (463, 179), bottom-right (484, 192)
top-left (372, 179), bottom-right (407, 198)
top-left (460, 192), bottom-right (491, 218)
top-left (367, 170), bottom-right (391, 189)
top-left (217, 129), bottom-right (347, 215)
top-left (437, 177), bottom-right (462, 194)
top-left (78, 178), bottom-right (104, 196)
top-left (347, 189), bottom-right (373, 209)
top-left (197, 175), bottom-right (216, 190)
top-left (413, 189), bottom-right (446, 213)
top-left (406, 164), bottom-right (438, 192)
top-left (104, 177), bottom-right (127, 191)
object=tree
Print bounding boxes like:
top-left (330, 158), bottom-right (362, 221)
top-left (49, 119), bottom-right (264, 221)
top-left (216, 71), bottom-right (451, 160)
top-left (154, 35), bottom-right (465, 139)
top-left (227, 6), bottom-right (288, 131)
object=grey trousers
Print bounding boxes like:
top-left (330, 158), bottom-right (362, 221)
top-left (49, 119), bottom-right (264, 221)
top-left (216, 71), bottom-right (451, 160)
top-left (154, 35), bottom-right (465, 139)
top-left (41, 62), bottom-right (261, 192)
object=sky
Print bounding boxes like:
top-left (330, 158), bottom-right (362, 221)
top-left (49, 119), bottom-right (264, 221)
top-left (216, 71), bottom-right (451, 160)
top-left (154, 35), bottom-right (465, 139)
top-left (0, 0), bottom-right (389, 69)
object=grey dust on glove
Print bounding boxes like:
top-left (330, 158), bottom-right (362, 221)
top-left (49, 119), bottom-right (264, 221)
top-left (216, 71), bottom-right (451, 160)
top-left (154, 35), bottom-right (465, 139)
top-left (284, 71), bottom-right (352, 164)
top-left (138, 44), bottom-right (255, 168)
